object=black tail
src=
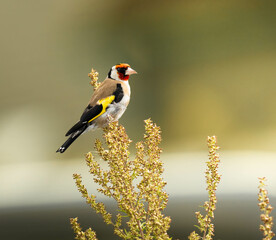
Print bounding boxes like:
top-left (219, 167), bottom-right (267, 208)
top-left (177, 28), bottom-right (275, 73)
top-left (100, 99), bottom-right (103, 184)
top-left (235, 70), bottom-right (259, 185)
top-left (56, 128), bottom-right (85, 153)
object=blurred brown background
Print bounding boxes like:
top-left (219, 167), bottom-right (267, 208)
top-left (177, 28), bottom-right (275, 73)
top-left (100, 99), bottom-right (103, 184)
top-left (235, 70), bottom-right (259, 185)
top-left (1, 0), bottom-right (276, 239)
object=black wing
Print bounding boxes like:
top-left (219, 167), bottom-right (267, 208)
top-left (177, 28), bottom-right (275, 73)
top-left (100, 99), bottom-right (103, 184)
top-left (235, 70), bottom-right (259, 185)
top-left (65, 104), bottom-right (103, 136)
top-left (80, 104), bottom-right (103, 122)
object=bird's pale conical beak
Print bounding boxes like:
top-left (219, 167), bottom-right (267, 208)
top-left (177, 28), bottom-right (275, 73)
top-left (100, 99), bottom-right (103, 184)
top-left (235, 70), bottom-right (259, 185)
top-left (126, 67), bottom-right (137, 75)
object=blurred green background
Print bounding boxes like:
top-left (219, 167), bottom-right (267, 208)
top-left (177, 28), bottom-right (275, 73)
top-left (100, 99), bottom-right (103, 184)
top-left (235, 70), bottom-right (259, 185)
top-left (1, 0), bottom-right (276, 239)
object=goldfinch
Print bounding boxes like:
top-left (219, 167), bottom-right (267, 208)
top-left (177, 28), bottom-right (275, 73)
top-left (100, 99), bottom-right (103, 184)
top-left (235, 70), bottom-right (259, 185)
top-left (56, 63), bottom-right (137, 153)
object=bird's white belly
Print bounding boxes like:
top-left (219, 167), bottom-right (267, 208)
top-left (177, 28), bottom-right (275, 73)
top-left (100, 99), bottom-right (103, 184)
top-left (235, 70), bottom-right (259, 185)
top-left (105, 94), bottom-right (129, 120)
top-left (84, 94), bottom-right (130, 133)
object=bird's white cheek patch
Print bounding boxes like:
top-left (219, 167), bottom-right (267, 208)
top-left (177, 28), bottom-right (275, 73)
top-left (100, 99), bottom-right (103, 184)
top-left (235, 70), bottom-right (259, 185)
top-left (110, 68), bottom-right (119, 80)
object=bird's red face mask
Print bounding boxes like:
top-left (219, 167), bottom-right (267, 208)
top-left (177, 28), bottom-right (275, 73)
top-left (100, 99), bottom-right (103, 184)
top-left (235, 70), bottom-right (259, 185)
top-left (116, 63), bottom-right (137, 81)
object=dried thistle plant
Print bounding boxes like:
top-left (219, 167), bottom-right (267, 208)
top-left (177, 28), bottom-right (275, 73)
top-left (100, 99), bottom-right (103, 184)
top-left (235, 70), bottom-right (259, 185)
top-left (188, 136), bottom-right (221, 240)
top-left (88, 68), bottom-right (101, 90)
top-left (258, 177), bottom-right (275, 240)
top-left (70, 119), bottom-right (171, 240)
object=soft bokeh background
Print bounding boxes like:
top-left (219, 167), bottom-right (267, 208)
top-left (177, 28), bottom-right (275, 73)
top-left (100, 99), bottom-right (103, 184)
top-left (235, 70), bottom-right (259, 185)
top-left (1, 0), bottom-right (276, 239)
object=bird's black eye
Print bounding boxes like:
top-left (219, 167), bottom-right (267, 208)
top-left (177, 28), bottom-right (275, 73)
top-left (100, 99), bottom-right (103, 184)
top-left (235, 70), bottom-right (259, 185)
top-left (117, 67), bottom-right (126, 74)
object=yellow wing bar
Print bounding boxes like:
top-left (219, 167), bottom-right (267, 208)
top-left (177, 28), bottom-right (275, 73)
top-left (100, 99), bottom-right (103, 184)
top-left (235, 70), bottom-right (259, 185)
top-left (88, 95), bottom-right (115, 123)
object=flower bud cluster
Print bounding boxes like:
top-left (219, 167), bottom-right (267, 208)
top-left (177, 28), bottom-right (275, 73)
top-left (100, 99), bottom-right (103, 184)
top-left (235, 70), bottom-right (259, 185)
top-left (70, 217), bottom-right (98, 240)
top-left (88, 68), bottom-right (100, 90)
top-left (258, 177), bottom-right (275, 240)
